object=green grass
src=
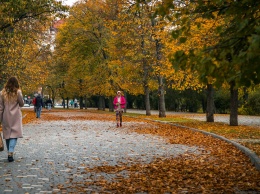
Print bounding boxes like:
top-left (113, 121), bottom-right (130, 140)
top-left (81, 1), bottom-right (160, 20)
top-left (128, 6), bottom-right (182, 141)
top-left (153, 117), bottom-right (194, 122)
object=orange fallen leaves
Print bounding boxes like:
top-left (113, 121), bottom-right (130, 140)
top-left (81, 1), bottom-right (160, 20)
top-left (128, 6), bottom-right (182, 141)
top-left (21, 109), bottom-right (260, 193)
top-left (38, 109), bottom-right (135, 122)
top-left (131, 114), bottom-right (260, 159)
top-left (137, 114), bottom-right (260, 139)
top-left (22, 109), bottom-right (38, 124)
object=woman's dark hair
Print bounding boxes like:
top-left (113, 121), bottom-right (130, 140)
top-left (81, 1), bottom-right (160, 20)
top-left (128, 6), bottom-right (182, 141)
top-left (2, 76), bottom-right (20, 102)
top-left (5, 76), bottom-right (20, 92)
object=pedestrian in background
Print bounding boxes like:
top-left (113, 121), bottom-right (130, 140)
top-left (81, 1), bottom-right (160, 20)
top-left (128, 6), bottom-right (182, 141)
top-left (70, 100), bottom-right (74, 107)
top-left (35, 93), bottom-right (44, 118)
top-left (0, 76), bottom-right (24, 162)
top-left (46, 98), bottom-right (52, 111)
top-left (113, 91), bottom-right (126, 127)
top-left (32, 93), bottom-right (37, 112)
top-left (74, 99), bottom-right (78, 108)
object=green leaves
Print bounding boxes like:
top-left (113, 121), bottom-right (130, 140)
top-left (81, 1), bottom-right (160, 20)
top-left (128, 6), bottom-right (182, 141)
top-left (179, 37), bottom-right (187, 44)
top-left (160, 0), bottom-right (260, 90)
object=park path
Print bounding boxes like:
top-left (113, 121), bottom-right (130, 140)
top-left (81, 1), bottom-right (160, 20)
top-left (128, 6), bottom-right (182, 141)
top-left (53, 107), bottom-right (260, 127)
top-left (0, 109), bottom-right (259, 193)
top-left (0, 111), bottom-right (201, 193)
top-left (127, 109), bottom-right (260, 144)
top-left (126, 109), bottom-right (260, 127)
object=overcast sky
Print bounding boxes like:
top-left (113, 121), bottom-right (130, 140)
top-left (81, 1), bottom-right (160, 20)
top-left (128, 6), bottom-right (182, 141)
top-left (62, 0), bottom-right (78, 6)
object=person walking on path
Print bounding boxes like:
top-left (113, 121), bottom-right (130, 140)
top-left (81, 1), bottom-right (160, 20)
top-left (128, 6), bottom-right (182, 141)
top-left (32, 93), bottom-right (38, 112)
top-left (70, 100), bottom-right (74, 107)
top-left (35, 93), bottom-right (44, 118)
top-left (113, 91), bottom-right (126, 127)
top-left (0, 76), bottom-right (24, 162)
top-left (74, 99), bottom-right (78, 108)
top-left (46, 98), bottom-right (52, 111)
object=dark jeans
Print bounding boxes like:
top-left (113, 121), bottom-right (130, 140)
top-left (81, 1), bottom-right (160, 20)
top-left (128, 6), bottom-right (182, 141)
top-left (36, 106), bottom-right (42, 118)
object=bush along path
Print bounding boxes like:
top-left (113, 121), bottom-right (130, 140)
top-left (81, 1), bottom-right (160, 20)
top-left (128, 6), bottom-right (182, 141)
top-left (0, 109), bottom-right (259, 193)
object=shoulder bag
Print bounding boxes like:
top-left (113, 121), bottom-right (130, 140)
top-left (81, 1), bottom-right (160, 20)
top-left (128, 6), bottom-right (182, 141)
top-left (0, 132), bottom-right (4, 151)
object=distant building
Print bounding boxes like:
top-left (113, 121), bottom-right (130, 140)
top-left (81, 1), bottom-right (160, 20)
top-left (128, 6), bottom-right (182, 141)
top-left (50, 19), bottom-right (65, 33)
top-left (49, 19), bottom-right (65, 50)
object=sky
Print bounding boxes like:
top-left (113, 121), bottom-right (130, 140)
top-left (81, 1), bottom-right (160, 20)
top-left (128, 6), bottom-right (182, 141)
top-left (62, 0), bottom-right (79, 6)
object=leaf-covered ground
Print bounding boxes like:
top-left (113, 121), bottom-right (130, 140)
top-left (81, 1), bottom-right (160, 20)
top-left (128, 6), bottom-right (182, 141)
top-left (2, 109), bottom-right (260, 193)
top-left (26, 109), bottom-right (260, 192)
top-left (131, 114), bottom-right (260, 157)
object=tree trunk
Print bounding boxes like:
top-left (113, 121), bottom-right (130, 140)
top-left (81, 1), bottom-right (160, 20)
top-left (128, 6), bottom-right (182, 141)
top-left (102, 96), bottom-right (106, 111)
top-left (84, 96), bottom-right (88, 109)
top-left (98, 95), bottom-right (105, 111)
top-left (154, 33), bottom-right (166, 118)
top-left (98, 96), bottom-right (102, 110)
top-left (206, 84), bottom-right (214, 122)
top-left (144, 85), bottom-right (151, 116)
top-left (66, 97), bottom-right (69, 109)
top-left (79, 96), bottom-right (83, 109)
top-left (109, 96), bottom-right (114, 112)
top-left (124, 92), bottom-right (127, 113)
top-left (53, 98), bottom-right (55, 107)
top-left (230, 81), bottom-right (238, 126)
top-left (62, 97), bottom-right (65, 109)
top-left (141, 33), bottom-right (151, 116)
top-left (201, 90), bottom-right (206, 113)
top-left (158, 76), bottom-right (166, 117)
top-left (51, 87), bottom-right (55, 107)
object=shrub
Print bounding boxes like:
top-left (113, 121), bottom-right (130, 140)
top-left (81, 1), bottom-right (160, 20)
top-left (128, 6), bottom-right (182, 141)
top-left (244, 90), bottom-right (260, 115)
top-left (214, 89), bottom-right (230, 114)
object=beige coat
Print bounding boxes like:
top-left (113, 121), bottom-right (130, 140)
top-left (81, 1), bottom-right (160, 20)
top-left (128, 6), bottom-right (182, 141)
top-left (0, 90), bottom-right (24, 139)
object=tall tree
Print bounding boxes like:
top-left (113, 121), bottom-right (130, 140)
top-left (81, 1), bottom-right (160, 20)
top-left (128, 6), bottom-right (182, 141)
top-left (106, 0), bottom-right (157, 114)
top-left (155, 0), bottom-right (260, 125)
top-left (54, 0), bottom-right (116, 110)
top-left (0, 0), bottom-right (67, 90)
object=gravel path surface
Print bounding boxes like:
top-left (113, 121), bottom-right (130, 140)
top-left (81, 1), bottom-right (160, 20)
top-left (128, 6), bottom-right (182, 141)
top-left (127, 109), bottom-right (260, 127)
top-left (0, 111), bottom-right (202, 193)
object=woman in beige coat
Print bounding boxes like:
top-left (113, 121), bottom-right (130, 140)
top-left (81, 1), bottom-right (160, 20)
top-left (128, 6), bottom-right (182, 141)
top-left (0, 76), bottom-right (24, 162)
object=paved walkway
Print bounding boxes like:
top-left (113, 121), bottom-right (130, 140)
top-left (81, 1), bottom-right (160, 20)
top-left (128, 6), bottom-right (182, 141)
top-left (52, 107), bottom-right (260, 127)
top-left (127, 109), bottom-right (260, 146)
top-left (0, 111), bottom-right (201, 193)
top-left (1, 110), bottom-right (259, 193)
top-left (126, 109), bottom-right (260, 127)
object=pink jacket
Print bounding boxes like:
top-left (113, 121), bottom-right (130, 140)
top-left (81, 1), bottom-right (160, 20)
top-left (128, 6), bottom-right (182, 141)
top-left (113, 96), bottom-right (126, 109)
top-left (0, 90), bottom-right (24, 139)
